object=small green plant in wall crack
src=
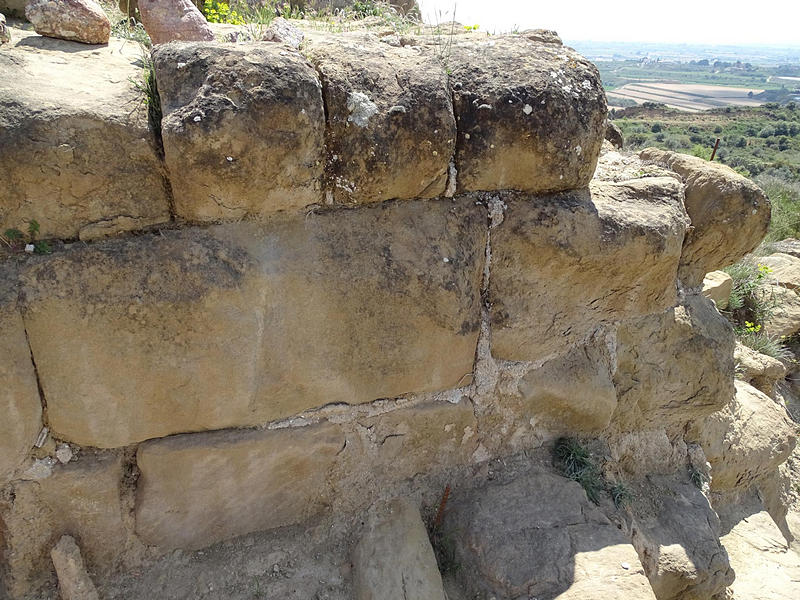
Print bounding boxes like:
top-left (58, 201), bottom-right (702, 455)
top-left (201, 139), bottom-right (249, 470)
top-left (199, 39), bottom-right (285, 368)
top-left (2, 220), bottom-right (51, 255)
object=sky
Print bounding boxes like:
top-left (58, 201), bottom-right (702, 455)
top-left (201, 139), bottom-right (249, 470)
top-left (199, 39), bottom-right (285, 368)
top-left (417, 0), bottom-right (800, 46)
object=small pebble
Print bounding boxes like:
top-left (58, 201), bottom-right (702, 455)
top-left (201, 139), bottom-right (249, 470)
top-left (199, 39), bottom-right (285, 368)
top-left (621, 562), bottom-right (630, 570)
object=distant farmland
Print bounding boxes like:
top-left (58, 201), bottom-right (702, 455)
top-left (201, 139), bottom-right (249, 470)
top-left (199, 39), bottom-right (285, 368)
top-left (607, 83), bottom-right (765, 112)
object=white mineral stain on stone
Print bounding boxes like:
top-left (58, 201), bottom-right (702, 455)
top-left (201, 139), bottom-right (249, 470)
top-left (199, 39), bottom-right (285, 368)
top-left (575, 145), bottom-right (582, 155)
top-left (582, 79), bottom-right (592, 89)
top-left (346, 91), bottom-right (378, 127)
top-left (523, 104), bottom-right (533, 115)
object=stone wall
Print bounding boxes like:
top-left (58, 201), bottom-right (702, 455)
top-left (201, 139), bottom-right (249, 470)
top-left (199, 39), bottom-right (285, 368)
top-left (0, 24), bottom-right (792, 600)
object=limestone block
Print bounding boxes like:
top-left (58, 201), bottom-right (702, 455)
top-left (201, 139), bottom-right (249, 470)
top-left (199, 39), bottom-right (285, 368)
top-left (611, 293), bottom-right (735, 431)
top-left (759, 252), bottom-right (800, 290)
top-left (26, 0), bottom-right (110, 45)
top-left (0, 31), bottom-right (170, 241)
top-left (630, 477), bottom-right (734, 600)
top-left (138, 0), bottom-right (213, 45)
top-left (135, 423), bottom-right (344, 549)
top-left (353, 498), bottom-right (446, 600)
top-left (734, 341), bottom-right (786, 396)
top-left (490, 177), bottom-right (689, 361)
top-left (449, 36), bottom-right (607, 194)
top-left (761, 284), bottom-right (800, 339)
top-left (50, 536), bottom-right (100, 600)
top-left (444, 470), bottom-right (656, 599)
top-left (515, 337), bottom-right (617, 432)
top-left (307, 35), bottom-right (455, 204)
top-left (153, 42), bottom-right (325, 221)
top-left (0, 454), bottom-right (132, 599)
top-left (0, 267), bottom-right (42, 486)
top-left (689, 380), bottom-right (796, 492)
top-left (701, 270), bottom-right (732, 309)
top-left (22, 200), bottom-right (484, 447)
top-left (639, 148), bottom-right (771, 287)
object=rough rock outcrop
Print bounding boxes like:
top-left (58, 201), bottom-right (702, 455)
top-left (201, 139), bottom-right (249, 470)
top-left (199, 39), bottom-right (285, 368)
top-left (606, 120), bottom-right (624, 148)
top-left (769, 238), bottom-right (800, 258)
top-left (353, 499), bottom-right (446, 600)
top-left (760, 284), bottom-right (800, 339)
top-left (490, 178), bottom-right (689, 361)
top-left (444, 470), bottom-right (656, 599)
top-left (611, 293), bottom-right (735, 432)
top-left (50, 536), bottom-right (100, 600)
top-left (26, 0), bottom-right (110, 44)
top-left (639, 148), bottom-right (771, 287)
top-left (306, 35), bottom-right (455, 204)
top-left (153, 42), bottom-right (325, 221)
top-left (702, 270), bottom-right (732, 309)
top-left (22, 200), bottom-right (484, 447)
top-left (759, 252), bottom-right (800, 290)
top-left (448, 36), bottom-right (607, 193)
top-left (734, 341), bottom-right (786, 396)
top-left (0, 30), bottom-right (170, 240)
top-left (137, 0), bottom-right (214, 45)
top-left (135, 423), bottom-right (344, 549)
top-left (689, 380), bottom-right (796, 492)
top-left (0, 1), bottom-right (26, 18)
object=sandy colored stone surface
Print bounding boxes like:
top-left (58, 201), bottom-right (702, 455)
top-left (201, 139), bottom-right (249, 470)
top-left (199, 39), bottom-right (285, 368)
top-left (760, 283), bottom-right (800, 339)
top-left (50, 536), bottom-right (100, 600)
top-left (639, 148), bottom-right (771, 287)
top-left (734, 341), bottom-right (786, 396)
top-left (490, 177), bottom-right (689, 361)
top-left (702, 270), bottom-right (733, 309)
top-left (137, 0), bottom-right (213, 44)
top-left (0, 1), bottom-right (26, 18)
top-left (26, 0), bottom-right (110, 45)
top-left (444, 469), bottom-right (656, 599)
top-left (306, 35), bottom-right (454, 204)
top-left (448, 35), bottom-right (607, 194)
top-left (21, 200), bottom-right (484, 447)
top-left (353, 498), bottom-right (446, 600)
top-left (153, 42), bottom-right (325, 221)
top-left (689, 380), bottom-right (796, 492)
top-left (611, 293), bottom-right (735, 431)
top-left (759, 252), bottom-right (800, 290)
top-left (0, 265), bottom-right (42, 486)
top-left (0, 29), bottom-right (170, 240)
top-left (630, 477), bottom-right (734, 600)
top-left (0, 454), bottom-right (137, 599)
top-left (135, 423), bottom-right (344, 550)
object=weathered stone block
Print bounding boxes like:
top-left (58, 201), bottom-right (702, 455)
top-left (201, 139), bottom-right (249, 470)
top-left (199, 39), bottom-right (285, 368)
top-left (701, 270), bottom-right (732, 309)
top-left (689, 380), bottom-right (796, 492)
top-left (0, 31), bottom-right (171, 240)
top-left (759, 252), bottom-right (800, 290)
top-left (353, 498), bottom-right (446, 600)
top-left (26, 0), bottom-right (110, 45)
top-left (444, 470), bottom-right (656, 599)
top-left (153, 42), bottom-right (326, 221)
top-left (0, 266), bottom-right (42, 486)
top-left (734, 341), bottom-right (786, 396)
top-left (307, 36), bottom-right (455, 204)
top-left (449, 36), bottom-right (607, 193)
top-left (23, 200), bottom-right (485, 448)
top-left (611, 293), bottom-right (735, 432)
top-left (0, 454), bottom-right (132, 599)
top-left (135, 423), bottom-right (344, 549)
top-left (640, 148), bottom-right (771, 287)
top-left (760, 284), bottom-right (800, 339)
top-left (490, 178), bottom-right (689, 361)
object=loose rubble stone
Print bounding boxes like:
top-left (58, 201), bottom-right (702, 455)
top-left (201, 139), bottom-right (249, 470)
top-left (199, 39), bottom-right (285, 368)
top-left (490, 178), bottom-right (689, 361)
top-left (702, 270), bottom-right (733, 309)
top-left (0, 455), bottom-right (136, 599)
top-left (50, 536), bottom-right (100, 600)
top-left (153, 42), bottom-right (325, 221)
top-left (448, 35), bottom-right (607, 194)
top-left (137, 0), bottom-right (213, 44)
top-left (26, 0), bottom-right (110, 44)
top-left (689, 380), bottom-right (796, 492)
top-left (639, 148), bottom-right (771, 287)
top-left (353, 498), bottom-right (446, 600)
top-left (611, 293), bottom-right (735, 432)
top-left (22, 200), bottom-right (484, 447)
top-left (734, 341), bottom-right (786, 396)
top-left (444, 470), bottom-right (656, 599)
top-left (261, 16), bottom-right (303, 48)
top-left (0, 30), bottom-right (170, 240)
top-left (306, 35), bottom-right (455, 204)
top-left (630, 477), bottom-right (734, 600)
top-left (135, 423), bottom-right (344, 549)
top-left (760, 284), bottom-right (800, 339)
top-left (606, 120), bottom-right (624, 148)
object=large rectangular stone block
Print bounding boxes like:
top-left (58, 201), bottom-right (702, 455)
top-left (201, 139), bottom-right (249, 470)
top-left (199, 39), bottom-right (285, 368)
top-left (153, 42), bottom-right (326, 221)
top-left (134, 423), bottom-right (344, 549)
top-left (21, 199), bottom-right (485, 447)
top-left (0, 32), bottom-right (170, 241)
top-left (489, 178), bottom-right (689, 361)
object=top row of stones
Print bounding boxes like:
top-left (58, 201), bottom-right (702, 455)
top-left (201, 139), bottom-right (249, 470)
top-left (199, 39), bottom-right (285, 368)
top-left (157, 33), bottom-right (607, 220)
